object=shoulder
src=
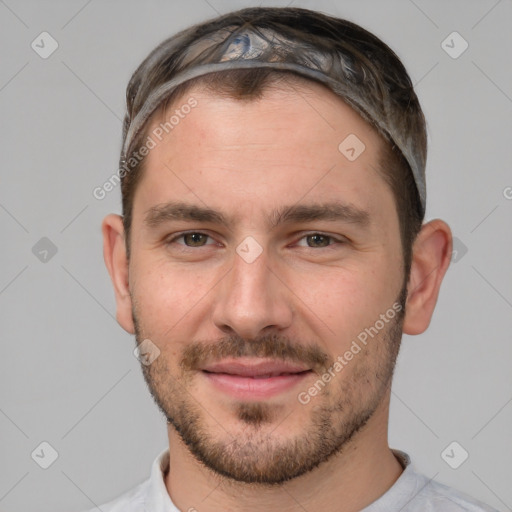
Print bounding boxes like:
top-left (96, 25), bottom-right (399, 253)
top-left (365, 450), bottom-right (500, 512)
top-left (398, 465), bottom-right (499, 512)
top-left (410, 476), bottom-right (499, 512)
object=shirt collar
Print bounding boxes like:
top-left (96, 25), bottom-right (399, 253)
top-left (145, 447), bottom-right (413, 511)
top-left (144, 448), bottom-right (179, 511)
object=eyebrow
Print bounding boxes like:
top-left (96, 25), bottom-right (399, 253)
top-left (144, 200), bottom-right (370, 230)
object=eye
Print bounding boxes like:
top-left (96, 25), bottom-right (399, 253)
top-left (295, 233), bottom-right (344, 248)
top-left (165, 231), bottom-right (345, 250)
top-left (167, 231), bottom-right (216, 248)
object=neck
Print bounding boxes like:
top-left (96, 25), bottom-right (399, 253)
top-left (164, 396), bottom-right (402, 512)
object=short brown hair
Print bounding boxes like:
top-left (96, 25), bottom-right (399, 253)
top-left (119, 7), bottom-right (425, 277)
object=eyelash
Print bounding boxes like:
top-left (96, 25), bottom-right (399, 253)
top-left (165, 231), bottom-right (346, 249)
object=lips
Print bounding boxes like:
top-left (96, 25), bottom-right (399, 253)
top-left (201, 358), bottom-right (313, 399)
top-left (201, 358), bottom-right (311, 377)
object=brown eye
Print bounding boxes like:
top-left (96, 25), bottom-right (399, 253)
top-left (295, 233), bottom-right (343, 248)
top-left (166, 232), bottom-right (215, 248)
top-left (182, 233), bottom-right (209, 247)
top-left (306, 234), bottom-right (331, 248)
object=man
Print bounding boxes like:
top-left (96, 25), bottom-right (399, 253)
top-left (95, 6), bottom-right (497, 512)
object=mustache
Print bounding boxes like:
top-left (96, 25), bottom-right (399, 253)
top-left (180, 333), bottom-right (331, 374)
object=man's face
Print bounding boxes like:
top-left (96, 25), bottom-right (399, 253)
top-left (127, 80), bottom-right (406, 484)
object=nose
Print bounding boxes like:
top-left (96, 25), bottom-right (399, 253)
top-left (211, 244), bottom-right (293, 340)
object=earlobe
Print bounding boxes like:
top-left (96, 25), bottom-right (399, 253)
top-left (102, 214), bottom-right (135, 334)
top-left (402, 219), bottom-right (453, 335)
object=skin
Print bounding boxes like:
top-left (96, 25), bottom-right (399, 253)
top-left (102, 80), bottom-right (452, 512)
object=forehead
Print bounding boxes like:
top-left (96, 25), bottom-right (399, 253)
top-left (132, 79), bottom-right (391, 223)
top-left (146, 77), bottom-right (382, 153)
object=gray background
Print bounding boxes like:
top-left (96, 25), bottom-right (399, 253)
top-left (0, 0), bottom-right (511, 511)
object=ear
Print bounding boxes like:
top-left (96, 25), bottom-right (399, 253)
top-left (402, 219), bottom-right (452, 335)
top-left (102, 214), bottom-right (135, 334)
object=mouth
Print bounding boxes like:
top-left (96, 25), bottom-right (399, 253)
top-left (200, 358), bottom-right (313, 399)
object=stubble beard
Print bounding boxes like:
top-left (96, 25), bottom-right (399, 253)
top-left (133, 287), bottom-right (406, 485)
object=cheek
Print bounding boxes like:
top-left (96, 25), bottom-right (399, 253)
top-left (290, 256), bottom-right (401, 343)
top-left (131, 255), bottom-right (218, 337)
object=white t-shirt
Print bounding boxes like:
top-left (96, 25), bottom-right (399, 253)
top-left (84, 449), bottom-right (499, 511)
